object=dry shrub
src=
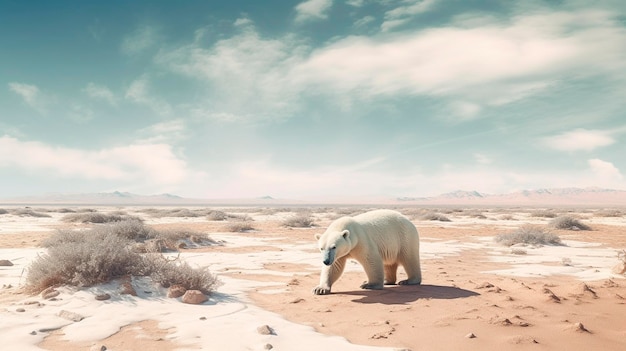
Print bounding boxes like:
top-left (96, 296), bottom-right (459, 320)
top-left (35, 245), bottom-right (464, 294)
top-left (10, 208), bottom-right (51, 218)
top-left (419, 212), bottom-right (452, 222)
top-left (143, 255), bottom-right (220, 295)
top-left (207, 210), bottom-right (228, 221)
top-left (226, 221), bottom-right (255, 232)
top-left (549, 216), bottom-right (591, 230)
top-left (27, 223), bottom-right (219, 294)
top-left (283, 214), bottom-right (316, 228)
top-left (495, 225), bottom-right (562, 246)
top-left (594, 209), bottom-right (623, 218)
top-left (530, 210), bottom-right (558, 218)
top-left (61, 212), bottom-right (132, 223)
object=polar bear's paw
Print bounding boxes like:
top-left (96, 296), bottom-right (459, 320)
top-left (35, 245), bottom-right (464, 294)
top-left (313, 285), bottom-right (331, 295)
top-left (360, 282), bottom-right (384, 290)
top-left (398, 278), bottom-right (421, 285)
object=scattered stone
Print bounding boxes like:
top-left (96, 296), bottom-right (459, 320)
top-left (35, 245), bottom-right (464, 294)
top-left (199, 316), bottom-right (207, 320)
top-left (16, 308), bottom-right (25, 312)
top-left (580, 283), bottom-right (598, 299)
top-left (287, 278), bottom-right (300, 286)
top-left (0, 259), bottom-right (13, 266)
top-left (120, 282), bottom-right (137, 296)
top-left (543, 288), bottom-right (561, 303)
top-left (492, 317), bottom-right (513, 326)
top-left (573, 322), bottom-right (590, 333)
top-left (95, 293), bottom-right (111, 301)
top-left (41, 287), bottom-right (60, 300)
top-left (257, 325), bottom-right (275, 335)
top-left (38, 327), bottom-right (62, 333)
top-left (264, 343), bottom-right (273, 350)
top-left (89, 345), bottom-right (107, 351)
top-left (290, 298), bottom-right (305, 304)
top-left (603, 279), bottom-right (619, 288)
top-left (167, 285), bottom-right (187, 298)
top-left (23, 301), bottom-right (40, 305)
top-left (465, 332), bottom-right (476, 338)
top-left (182, 290), bottom-right (207, 304)
top-left (30, 331), bottom-right (37, 335)
top-left (58, 310), bottom-right (84, 322)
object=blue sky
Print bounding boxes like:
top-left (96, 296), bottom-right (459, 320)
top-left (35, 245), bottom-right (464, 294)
top-left (1, 0), bottom-right (625, 200)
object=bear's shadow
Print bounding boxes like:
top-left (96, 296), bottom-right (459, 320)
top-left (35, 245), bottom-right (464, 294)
top-left (340, 284), bottom-right (479, 304)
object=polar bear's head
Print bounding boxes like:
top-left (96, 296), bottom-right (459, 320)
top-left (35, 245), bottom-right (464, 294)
top-left (314, 229), bottom-right (352, 266)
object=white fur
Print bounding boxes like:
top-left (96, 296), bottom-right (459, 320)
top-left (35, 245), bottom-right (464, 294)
top-left (313, 209), bottom-right (421, 295)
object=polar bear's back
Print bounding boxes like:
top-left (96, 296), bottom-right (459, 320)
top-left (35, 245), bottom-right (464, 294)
top-left (351, 209), bottom-right (419, 261)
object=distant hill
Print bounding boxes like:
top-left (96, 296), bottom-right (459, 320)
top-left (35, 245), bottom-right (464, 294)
top-left (2, 187), bottom-right (625, 206)
top-left (395, 187), bottom-right (626, 206)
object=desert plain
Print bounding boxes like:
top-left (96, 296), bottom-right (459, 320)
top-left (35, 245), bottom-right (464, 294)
top-left (1, 205), bottom-right (625, 351)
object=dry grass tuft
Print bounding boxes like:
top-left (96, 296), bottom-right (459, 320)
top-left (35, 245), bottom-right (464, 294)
top-left (495, 225), bottom-right (562, 246)
top-left (549, 216), bottom-right (591, 231)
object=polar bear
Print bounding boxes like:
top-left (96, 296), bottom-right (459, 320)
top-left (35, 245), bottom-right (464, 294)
top-left (312, 209), bottom-right (421, 295)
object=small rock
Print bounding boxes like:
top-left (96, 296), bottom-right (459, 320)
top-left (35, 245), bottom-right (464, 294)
top-left (477, 282), bottom-right (494, 289)
top-left (264, 344), bottom-right (273, 350)
top-left (16, 308), bottom-right (25, 312)
top-left (30, 331), bottom-right (37, 335)
top-left (199, 316), bottom-right (207, 320)
top-left (290, 298), bottom-right (305, 304)
top-left (120, 282), bottom-right (137, 296)
top-left (89, 345), bottom-right (107, 351)
top-left (38, 327), bottom-right (62, 333)
top-left (257, 325), bottom-right (275, 335)
top-left (573, 322), bottom-right (590, 333)
top-left (58, 310), bottom-right (84, 322)
top-left (167, 284), bottom-right (187, 298)
top-left (580, 283), bottom-right (598, 298)
top-left (41, 287), bottom-right (60, 300)
top-left (0, 259), bottom-right (13, 266)
top-left (182, 290), bottom-right (207, 304)
top-left (543, 288), bottom-right (561, 303)
top-left (465, 332), bottom-right (476, 338)
top-left (95, 293), bottom-right (111, 301)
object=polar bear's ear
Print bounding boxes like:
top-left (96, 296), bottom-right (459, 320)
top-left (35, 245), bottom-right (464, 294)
top-left (342, 230), bottom-right (350, 239)
top-left (314, 233), bottom-right (321, 240)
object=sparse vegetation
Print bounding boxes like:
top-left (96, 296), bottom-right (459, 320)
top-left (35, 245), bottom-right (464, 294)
top-left (226, 221), bottom-right (255, 232)
top-left (207, 210), bottom-right (228, 221)
top-left (61, 211), bottom-right (142, 224)
top-left (549, 216), bottom-right (591, 231)
top-left (495, 225), bottom-right (562, 246)
top-left (26, 221), bottom-right (219, 294)
top-left (10, 208), bottom-right (51, 218)
top-left (419, 212), bottom-right (452, 222)
top-left (283, 214), bottom-right (316, 228)
top-left (594, 209), bottom-right (623, 218)
top-left (530, 210), bottom-right (558, 218)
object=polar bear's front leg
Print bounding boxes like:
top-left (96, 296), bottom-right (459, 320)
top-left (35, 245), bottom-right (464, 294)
top-left (313, 257), bottom-right (347, 295)
top-left (359, 254), bottom-right (384, 290)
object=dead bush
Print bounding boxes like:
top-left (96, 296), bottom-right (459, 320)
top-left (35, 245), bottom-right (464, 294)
top-left (495, 225), bottom-right (562, 246)
top-left (549, 216), bottom-right (591, 230)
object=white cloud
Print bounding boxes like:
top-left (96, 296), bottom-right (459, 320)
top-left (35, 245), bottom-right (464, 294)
top-left (121, 25), bottom-right (157, 55)
top-left (156, 29), bottom-right (303, 122)
top-left (354, 15), bottom-right (376, 28)
top-left (346, 0), bottom-right (365, 7)
top-left (8, 82), bottom-right (46, 113)
top-left (137, 119), bottom-right (187, 144)
top-left (125, 76), bottom-right (171, 114)
top-left (382, 0), bottom-right (438, 32)
top-left (588, 158), bottom-right (623, 181)
top-left (543, 128), bottom-right (615, 151)
top-left (157, 9), bottom-right (625, 124)
top-left (84, 83), bottom-right (117, 105)
top-left (294, 0), bottom-right (333, 23)
top-left (0, 135), bottom-right (192, 187)
top-left (67, 104), bottom-right (94, 123)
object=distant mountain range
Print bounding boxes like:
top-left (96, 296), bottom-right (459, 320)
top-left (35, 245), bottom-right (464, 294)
top-left (2, 187), bottom-right (626, 206)
top-left (397, 187), bottom-right (626, 206)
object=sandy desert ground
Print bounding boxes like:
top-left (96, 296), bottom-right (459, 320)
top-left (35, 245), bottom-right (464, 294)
top-left (1, 205), bottom-right (625, 350)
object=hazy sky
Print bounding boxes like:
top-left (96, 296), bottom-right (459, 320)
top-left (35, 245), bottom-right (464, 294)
top-left (1, 0), bottom-right (625, 200)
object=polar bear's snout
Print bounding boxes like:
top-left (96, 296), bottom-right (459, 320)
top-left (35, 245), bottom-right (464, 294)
top-left (322, 248), bottom-right (335, 266)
